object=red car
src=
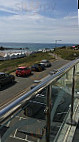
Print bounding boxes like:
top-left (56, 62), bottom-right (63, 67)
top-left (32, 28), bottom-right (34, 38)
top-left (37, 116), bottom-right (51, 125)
top-left (16, 66), bottom-right (31, 77)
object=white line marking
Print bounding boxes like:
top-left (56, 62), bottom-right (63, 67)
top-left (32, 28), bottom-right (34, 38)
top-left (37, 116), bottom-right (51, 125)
top-left (10, 135), bottom-right (34, 142)
top-left (14, 129), bottom-right (18, 138)
top-left (25, 135), bottom-right (28, 140)
top-left (6, 121), bottom-right (11, 127)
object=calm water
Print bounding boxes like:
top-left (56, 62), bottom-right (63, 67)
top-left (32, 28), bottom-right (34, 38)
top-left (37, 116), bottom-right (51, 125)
top-left (0, 42), bottom-right (75, 52)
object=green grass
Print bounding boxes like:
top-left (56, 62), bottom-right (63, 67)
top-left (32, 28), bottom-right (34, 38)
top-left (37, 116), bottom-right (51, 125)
top-left (0, 52), bottom-right (54, 73)
top-left (1, 47), bottom-right (79, 73)
top-left (54, 48), bottom-right (79, 60)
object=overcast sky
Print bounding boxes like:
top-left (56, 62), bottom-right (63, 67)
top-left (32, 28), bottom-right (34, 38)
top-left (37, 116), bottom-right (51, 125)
top-left (0, 0), bottom-right (78, 43)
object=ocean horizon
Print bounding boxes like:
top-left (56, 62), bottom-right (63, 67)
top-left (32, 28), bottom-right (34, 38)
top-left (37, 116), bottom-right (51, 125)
top-left (0, 42), bottom-right (76, 52)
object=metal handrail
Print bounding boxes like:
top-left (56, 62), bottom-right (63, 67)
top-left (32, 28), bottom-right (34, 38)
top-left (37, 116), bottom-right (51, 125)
top-left (0, 59), bottom-right (79, 121)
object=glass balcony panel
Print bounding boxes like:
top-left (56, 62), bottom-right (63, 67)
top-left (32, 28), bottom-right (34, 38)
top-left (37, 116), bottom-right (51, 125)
top-left (50, 68), bottom-right (73, 141)
top-left (75, 63), bottom-right (79, 94)
top-left (0, 61), bottom-right (79, 142)
top-left (0, 88), bottom-right (47, 142)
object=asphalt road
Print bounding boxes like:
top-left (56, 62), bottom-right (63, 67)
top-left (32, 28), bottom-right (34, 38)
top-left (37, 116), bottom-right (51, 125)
top-left (0, 59), bottom-right (69, 109)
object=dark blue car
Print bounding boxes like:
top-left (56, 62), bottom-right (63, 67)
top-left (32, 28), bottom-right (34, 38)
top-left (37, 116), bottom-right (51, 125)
top-left (38, 63), bottom-right (45, 70)
top-left (31, 64), bottom-right (42, 72)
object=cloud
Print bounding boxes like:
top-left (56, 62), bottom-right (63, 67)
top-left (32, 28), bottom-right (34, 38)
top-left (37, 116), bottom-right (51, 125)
top-left (0, 0), bottom-right (77, 20)
top-left (0, 12), bottom-right (78, 43)
top-left (0, 0), bottom-right (61, 18)
top-left (0, 0), bottom-right (78, 43)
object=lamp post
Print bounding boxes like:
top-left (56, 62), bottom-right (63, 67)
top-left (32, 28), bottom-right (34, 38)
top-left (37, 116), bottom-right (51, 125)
top-left (55, 40), bottom-right (62, 49)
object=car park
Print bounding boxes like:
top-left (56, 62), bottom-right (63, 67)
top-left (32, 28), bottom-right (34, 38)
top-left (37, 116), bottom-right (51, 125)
top-left (40, 60), bottom-right (51, 67)
top-left (31, 64), bottom-right (42, 72)
top-left (23, 86), bottom-right (69, 122)
top-left (16, 66), bottom-right (31, 77)
top-left (0, 72), bottom-right (15, 89)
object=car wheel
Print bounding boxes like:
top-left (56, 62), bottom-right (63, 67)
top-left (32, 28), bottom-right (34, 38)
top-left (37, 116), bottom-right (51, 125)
top-left (0, 84), bottom-right (2, 89)
top-left (36, 68), bottom-right (39, 72)
top-left (30, 71), bottom-right (32, 75)
top-left (11, 79), bottom-right (14, 83)
top-left (25, 73), bottom-right (28, 77)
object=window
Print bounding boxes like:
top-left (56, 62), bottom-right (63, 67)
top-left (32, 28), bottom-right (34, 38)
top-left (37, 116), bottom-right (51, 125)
top-left (0, 74), bottom-right (5, 79)
top-left (17, 68), bottom-right (23, 71)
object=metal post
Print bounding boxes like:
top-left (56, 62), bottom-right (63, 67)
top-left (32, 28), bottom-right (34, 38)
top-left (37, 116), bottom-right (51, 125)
top-left (55, 40), bottom-right (62, 49)
top-left (66, 65), bottom-right (77, 126)
top-left (46, 85), bottom-right (52, 142)
top-left (71, 65), bottom-right (75, 125)
top-left (55, 40), bottom-right (57, 49)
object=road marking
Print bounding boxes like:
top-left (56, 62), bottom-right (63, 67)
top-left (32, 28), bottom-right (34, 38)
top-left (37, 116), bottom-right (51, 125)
top-left (25, 135), bottom-right (28, 141)
top-left (15, 115), bottom-right (27, 120)
top-left (6, 121), bottom-right (11, 127)
top-left (14, 129), bottom-right (18, 138)
top-left (10, 135), bottom-right (28, 141)
top-left (10, 133), bottom-right (39, 142)
top-left (13, 113), bottom-right (22, 137)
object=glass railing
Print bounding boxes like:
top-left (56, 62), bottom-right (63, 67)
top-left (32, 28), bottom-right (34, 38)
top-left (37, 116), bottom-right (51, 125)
top-left (50, 68), bottom-right (73, 142)
top-left (0, 59), bottom-right (79, 142)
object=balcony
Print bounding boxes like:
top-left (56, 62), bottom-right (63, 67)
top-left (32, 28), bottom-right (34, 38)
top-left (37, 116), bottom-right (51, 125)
top-left (0, 59), bottom-right (79, 142)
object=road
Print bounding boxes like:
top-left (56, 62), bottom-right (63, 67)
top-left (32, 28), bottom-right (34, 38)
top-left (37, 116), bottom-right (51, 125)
top-left (0, 59), bottom-right (69, 109)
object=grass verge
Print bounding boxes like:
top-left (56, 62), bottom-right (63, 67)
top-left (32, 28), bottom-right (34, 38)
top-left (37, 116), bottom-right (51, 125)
top-left (0, 52), bottom-right (54, 73)
top-left (54, 48), bottom-right (79, 60)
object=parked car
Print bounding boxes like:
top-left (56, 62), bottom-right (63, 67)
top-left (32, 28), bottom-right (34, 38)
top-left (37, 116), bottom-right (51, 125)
top-left (0, 72), bottom-right (15, 89)
top-left (24, 91), bottom-right (46, 117)
top-left (38, 63), bottom-right (45, 70)
top-left (16, 66), bottom-right (31, 77)
top-left (31, 64), bottom-right (42, 72)
top-left (40, 60), bottom-right (51, 67)
top-left (50, 69), bottom-right (58, 75)
top-left (24, 86), bottom-right (70, 122)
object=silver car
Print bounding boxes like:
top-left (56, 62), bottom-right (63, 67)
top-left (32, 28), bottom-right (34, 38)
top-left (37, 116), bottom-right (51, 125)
top-left (40, 60), bottom-right (51, 67)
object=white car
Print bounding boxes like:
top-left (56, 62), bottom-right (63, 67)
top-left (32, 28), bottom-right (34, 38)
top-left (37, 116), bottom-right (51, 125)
top-left (50, 69), bottom-right (58, 75)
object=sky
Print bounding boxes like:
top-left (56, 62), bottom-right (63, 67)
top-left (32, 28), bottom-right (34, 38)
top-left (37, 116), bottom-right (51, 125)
top-left (0, 0), bottom-right (78, 44)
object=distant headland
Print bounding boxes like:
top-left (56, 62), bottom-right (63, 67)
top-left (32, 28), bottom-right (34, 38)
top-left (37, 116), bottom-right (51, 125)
top-left (0, 46), bottom-right (29, 50)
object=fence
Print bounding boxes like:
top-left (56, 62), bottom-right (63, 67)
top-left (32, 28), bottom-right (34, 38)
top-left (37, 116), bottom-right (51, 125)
top-left (0, 59), bottom-right (79, 142)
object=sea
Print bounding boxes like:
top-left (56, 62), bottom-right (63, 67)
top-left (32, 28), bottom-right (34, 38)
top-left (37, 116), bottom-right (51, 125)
top-left (0, 42), bottom-right (76, 52)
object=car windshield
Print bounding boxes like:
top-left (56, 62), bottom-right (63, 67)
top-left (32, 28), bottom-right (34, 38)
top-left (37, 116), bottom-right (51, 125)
top-left (17, 68), bottom-right (23, 71)
top-left (5, 73), bottom-right (9, 77)
top-left (24, 68), bottom-right (29, 70)
top-left (0, 74), bottom-right (5, 78)
top-left (34, 64), bottom-right (38, 67)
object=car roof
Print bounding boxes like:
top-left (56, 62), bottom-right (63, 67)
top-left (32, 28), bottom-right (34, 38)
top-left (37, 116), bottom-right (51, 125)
top-left (33, 64), bottom-right (39, 66)
top-left (39, 63), bottom-right (44, 65)
top-left (40, 63), bottom-right (44, 64)
top-left (41, 60), bottom-right (48, 62)
top-left (32, 64), bottom-right (39, 67)
top-left (17, 66), bottom-right (27, 69)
